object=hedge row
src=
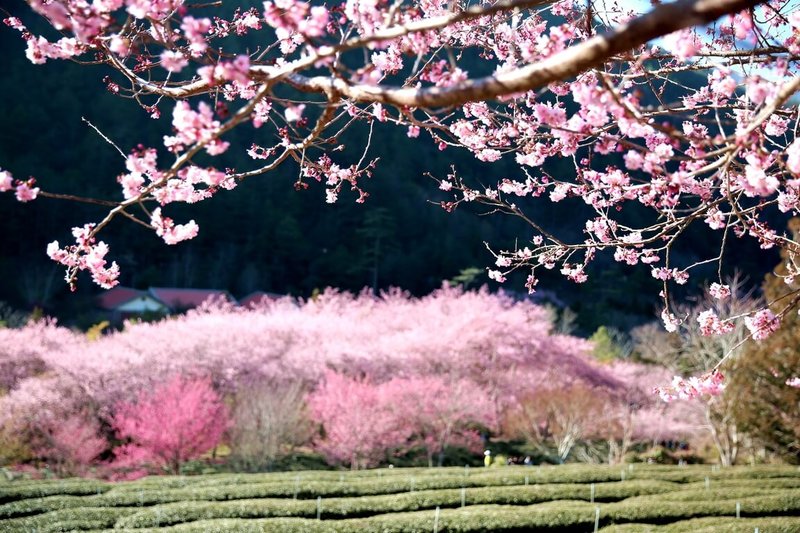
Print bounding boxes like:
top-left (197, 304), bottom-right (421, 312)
top-left (3, 492), bottom-right (798, 532)
top-left (605, 493), bottom-right (800, 522)
top-left (2, 474), bottom-right (606, 509)
top-left (114, 481), bottom-right (679, 528)
top-left (599, 516), bottom-right (800, 533)
top-left (0, 478), bottom-right (647, 517)
top-left (685, 477), bottom-right (800, 491)
top-left (0, 507), bottom-right (138, 532)
top-left (0, 480), bottom-right (676, 520)
top-left (2, 465), bottom-right (795, 505)
top-left (0, 479), bottom-right (110, 504)
top-left (635, 487), bottom-right (782, 502)
top-left (103, 503), bottom-right (600, 533)
top-left (65, 497), bottom-right (800, 533)
top-left (126, 492), bottom-right (800, 532)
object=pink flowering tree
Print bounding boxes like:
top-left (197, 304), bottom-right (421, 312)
top-left (309, 372), bottom-right (498, 468)
top-left (3, 0), bottom-right (800, 369)
top-left (34, 413), bottom-right (107, 476)
top-left (381, 376), bottom-right (497, 467)
top-left (307, 371), bottom-right (411, 469)
top-left (0, 376), bottom-right (85, 466)
top-left (112, 375), bottom-right (229, 474)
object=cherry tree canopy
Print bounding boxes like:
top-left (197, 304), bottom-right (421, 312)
top-left (3, 0), bottom-right (800, 355)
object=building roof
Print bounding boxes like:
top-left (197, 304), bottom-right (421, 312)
top-left (239, 291), bottom-right (284, 308)
top-left (147, 287), bottom-right (235, 310)
top-left (96, 287), bottom-right (148, 310)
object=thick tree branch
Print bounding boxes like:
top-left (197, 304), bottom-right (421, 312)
top-left (286, 0), bottom-right (763, 107)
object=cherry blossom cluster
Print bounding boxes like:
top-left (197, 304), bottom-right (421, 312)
top-left (743, 309), bottom-right (781, 340)
top-left (0, 168), bottom-right (39, 202)
top-left (654, 370), bottom-right (726, 403)
top-left (149, 208), bottom-right (199, 245)
top-left (164, 101), bottom-right (229, 155)
top-left (46, 225), bottom-right (120, 289)
top-left (263, 0), bottom-right (329, 53)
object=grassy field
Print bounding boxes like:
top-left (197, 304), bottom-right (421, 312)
top-left (1, 464), bottom-right (799, 532)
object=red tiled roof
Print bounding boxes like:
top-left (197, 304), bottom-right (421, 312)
top-left (148, 287), bottom-right (234, 310)
top-left (96, 287), bottom-right (146, 310)
top-left (239, 291), bottom-right (283, 308)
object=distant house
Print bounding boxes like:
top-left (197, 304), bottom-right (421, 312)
top-left (147, 287), bottom-right (236, 312)
top-left (97, 286), bottom-right (236, 320)
top-left (96, 287), bottom-right (169, 320)
top-left (97, 286), bottom-right (287, 319)
top-left (238, 291), bottom-right (284, 308)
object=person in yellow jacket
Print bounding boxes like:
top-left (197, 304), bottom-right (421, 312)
top-left (483, 450), bottom-right (492, 467)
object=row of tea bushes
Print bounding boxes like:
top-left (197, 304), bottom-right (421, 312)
top-left (2, 490), bottom-right (799, 532)
top-left (0, 480), bottom-right (676, 519)
top-left (113, 481), bottom-right (679, 528)
top-left (599, 516), bottom-right (800, 533)
top-left (3, 464), bottom-right (797, 504)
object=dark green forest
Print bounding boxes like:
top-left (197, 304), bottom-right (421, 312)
top-left (0, 7), bottom-right (780, 333)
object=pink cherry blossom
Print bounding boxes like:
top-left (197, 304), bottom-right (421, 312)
top-left (160, 50), bottom-right (189, 73)
top-left (150, 207), bottom-right (200, 245)
top-left (284, 104), bottom-right (306, 123)
top-left (744, 309), bottom-right (780, 340)
top-left (664, 29), bottom-right (700, 60)
top-left (709, 283), bottom-right (731, 300)
top-left (180, 16), bottom-right (212, 57)
top-left (14, 180), bottom-right (39, 202)
top-left (0, 169), bottom-right (14, 192)
top-left (654, 370), bottom-right (725, 403)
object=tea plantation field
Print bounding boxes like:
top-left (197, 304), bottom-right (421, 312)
top-left (1, 464), bottom-right (799, 532)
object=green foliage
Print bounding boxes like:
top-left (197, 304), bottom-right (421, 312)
top-left (589, 326), bottom-right (625, 362)
top-left (448, 268), bottom-right (484, 289)
top-left (85, 320), bottom-right (110, 341)
top-left (730, 224), bottom-right (800, 464)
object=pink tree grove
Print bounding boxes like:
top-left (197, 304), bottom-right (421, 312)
top-left (4, 0), bottom-right (800, 344)
top-left (308, 372), bottom-right (497, 468)
top-left (112, 375), bottom-right (229, 474)
top-left (0, 288), bottom-right (591, 457)
top-left (307, 371), bottom-right (413, 469)
top-left (0, 290), bottom-right (702, 471)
